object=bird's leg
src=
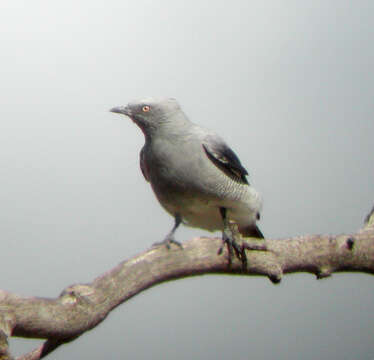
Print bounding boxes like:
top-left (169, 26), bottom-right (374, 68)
top-left (153, 214), bottom-right (183, 249)
top-left (217, 207), bottom-right (242, 266)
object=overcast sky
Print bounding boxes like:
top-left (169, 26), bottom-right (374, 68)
top-left (1, 1), bottom-right (374, 359)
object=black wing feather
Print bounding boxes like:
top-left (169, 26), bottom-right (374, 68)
top-left (202, 135), bottom-right (249, 184)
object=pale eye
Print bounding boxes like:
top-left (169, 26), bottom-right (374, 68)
top-left (142, 105), bottom-right (150, 112)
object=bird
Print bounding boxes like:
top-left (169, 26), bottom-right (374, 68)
top-left (110, 97), bottom-right (264, 263)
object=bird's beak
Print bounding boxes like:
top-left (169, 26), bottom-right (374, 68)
top-left (110, 105), bottom-right (132, 117)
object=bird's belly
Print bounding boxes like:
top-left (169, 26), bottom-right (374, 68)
top-left (175, 197), bottom-right (223, 231)
top-left (182, 199), bottom-right (257, 232)
top-left (148, 160), bottom-right (261, 232)
top-left (150, 180), bottom-right (220, 229)
top-left (153, 185), bottom-right (257, 232)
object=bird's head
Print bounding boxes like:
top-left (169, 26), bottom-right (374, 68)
top-left (110, 97), bottom-right (182, 134)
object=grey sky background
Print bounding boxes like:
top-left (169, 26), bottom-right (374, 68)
top-left (1, 1), bottom-right (374, 359)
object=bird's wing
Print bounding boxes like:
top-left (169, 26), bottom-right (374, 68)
top-left (140, 146), bottom-right (150, 182)
top-left (202, 134), bottom-right (249, 184)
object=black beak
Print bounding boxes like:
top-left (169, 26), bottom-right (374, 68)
top-left (110, 106), bottom-right (132, 117)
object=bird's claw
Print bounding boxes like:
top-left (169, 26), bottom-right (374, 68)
top-left (153, 235), bottom-right (183, 249)
top-left (218, 230), bottom-right (245, 268)
top-left (218, 233), bottom-right (267, 269)
top-left (240, 240), bottom-right (267, 269)
top-left (241, 241), bottom-right (267, 252)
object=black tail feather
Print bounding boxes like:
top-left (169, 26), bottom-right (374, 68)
top-left (239, 225), bottom-right (264, 239)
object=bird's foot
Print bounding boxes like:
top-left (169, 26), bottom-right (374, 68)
top-left (217, 228), bottom-right (243, 267)
top-left (218, 231), bottom-right (267, 269)
top-left (153, 235), bottom-right (183, 250)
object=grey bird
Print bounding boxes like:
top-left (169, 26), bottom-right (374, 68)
top-left (110, 97), bottom-right (264, 261)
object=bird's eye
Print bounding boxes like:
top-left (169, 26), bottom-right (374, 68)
top-left (142, 105), bottom-right (150, 112)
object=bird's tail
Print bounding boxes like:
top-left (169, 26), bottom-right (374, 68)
top-left (239, 225), bottom-right (264, 239)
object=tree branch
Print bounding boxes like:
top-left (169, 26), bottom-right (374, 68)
top-left (1, 208), bottom-right (373, 359)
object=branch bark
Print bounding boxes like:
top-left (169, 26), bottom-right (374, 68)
top-left (1, 207), bottom-right (374, 360)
